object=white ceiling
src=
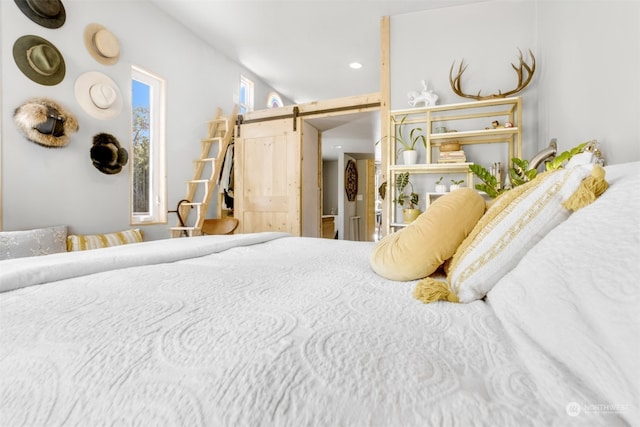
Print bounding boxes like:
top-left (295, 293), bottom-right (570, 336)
top-left (149, 0), bottom-right (487, 159)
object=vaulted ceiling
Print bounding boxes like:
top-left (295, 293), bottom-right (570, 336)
top-left (150, 0), bottom-right (487, 159)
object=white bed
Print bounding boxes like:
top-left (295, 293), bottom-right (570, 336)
top-left (1, 162), bottom-right (638, 427)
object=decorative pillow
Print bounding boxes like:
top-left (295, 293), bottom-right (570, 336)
top-left (67, 228), bottom-right (143, 251)
top-left (0, 225), bottom-right (68, 260)
top-left (414, 163), bottom-right (608, 304)
top-left (370, 188), bottom-right (485, 281)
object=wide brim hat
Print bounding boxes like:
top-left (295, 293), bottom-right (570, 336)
top-left (75, 71), bottom-right (123, 120)
top-left (14, 0), bottom-right (66, 29)
top-left (13, 97), bottom-right (79, 148)
top-left (90, 133), bottom-right (128, 174)
top-left (13, 35), bottom-right (65, 86)
top-left (84, 23), bottom-right (120, 65)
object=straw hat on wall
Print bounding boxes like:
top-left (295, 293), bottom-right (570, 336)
top-left (84, 23), bottom-right (120, 65)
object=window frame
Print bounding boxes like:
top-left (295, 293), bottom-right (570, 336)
top-left (130, 65), bottom-right (167, 225)
top-left (239, 74), bottom-right (255, 114)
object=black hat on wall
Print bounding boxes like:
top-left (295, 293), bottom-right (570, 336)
top-left (91, 133), bottom-right (129, 175)
top-left (14, 0), bottom-right (66, 29)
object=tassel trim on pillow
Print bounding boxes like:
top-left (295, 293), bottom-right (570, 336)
top-left (563, 164), bottom-right (608, 212)
top-left (413, 278), bottom-right (459, 303)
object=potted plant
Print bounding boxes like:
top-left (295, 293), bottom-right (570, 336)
top-left (450, 178), bottom-right (464, 191)
top-left (394, 172), bottom-right (421, 223)
top-left (377, 115), bottom-right (426, 165)
top-left (434, 177), bottom-right (447, 193)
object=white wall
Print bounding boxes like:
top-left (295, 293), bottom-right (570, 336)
top-left (391, 0), bottom-right (639, 165)
top-left (0, 0), bottom-right (289, 239)
top-left (536, 0), bottom-right (640, 165)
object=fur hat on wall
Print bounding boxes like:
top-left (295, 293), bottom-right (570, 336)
top-left (90, 133), bottom-right (128, 175)
top-left (13, 98), bottom-right (79, 148)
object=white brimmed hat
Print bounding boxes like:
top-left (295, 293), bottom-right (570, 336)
top-left (84, 23), bottom-right (120, 65)
top-left (74, 71), bottom-right (122, 120)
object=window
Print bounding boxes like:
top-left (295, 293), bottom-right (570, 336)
top-left (131, 65), bottom-right (166, 224)
top-left (239, 75), bottom-right (254, 114)
top-left (267, 92), bottom-right (284, 108)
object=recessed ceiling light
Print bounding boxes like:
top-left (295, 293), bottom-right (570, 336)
top-left (349, 62), bottom-right (362, 70)
top-left (334, 145), bottom-right (343, 149)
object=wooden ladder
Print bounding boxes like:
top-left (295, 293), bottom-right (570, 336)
top-left (170, 105), bottom-right (238, 238)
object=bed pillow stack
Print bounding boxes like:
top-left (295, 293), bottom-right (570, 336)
top-left (370, 188), bottom-right (485, 282)
top-left (414, 163), bottom-right (608, 304)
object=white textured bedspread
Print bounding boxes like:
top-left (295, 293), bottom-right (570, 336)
top-left (0, 230), bottom-right (629, 426)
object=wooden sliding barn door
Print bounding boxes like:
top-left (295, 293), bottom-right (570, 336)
top-left (234, 119), bottom-right (302, 235)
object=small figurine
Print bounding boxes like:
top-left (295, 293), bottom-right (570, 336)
top-left (408, 80), bottom-right (439, 107)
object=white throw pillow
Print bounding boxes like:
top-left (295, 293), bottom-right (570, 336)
top-left (0, 225), bottom-right (67, 260)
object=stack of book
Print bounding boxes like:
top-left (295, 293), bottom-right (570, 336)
top-left (438, 149), bottom-right (466, 163)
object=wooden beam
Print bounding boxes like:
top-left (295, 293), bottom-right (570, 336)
top-left (380, 16), bottom-right (391, 237)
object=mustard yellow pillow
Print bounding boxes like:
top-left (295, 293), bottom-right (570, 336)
top-left (370, 188), bottom-right (485, 281)
top-left (67, 228), bottom-right (143, 251)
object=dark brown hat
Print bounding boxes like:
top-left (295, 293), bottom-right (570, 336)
top-left (14, 98), bottom-right (79, 148)
top-left (90, 133), bottom-right (128, 175)
top-left (14, 0), bottom-right (66, 29)
top-left (13, 35), bottom-right (65, 86)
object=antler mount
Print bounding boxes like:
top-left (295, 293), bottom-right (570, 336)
top-left (449, 49), bottom-right (536, 100)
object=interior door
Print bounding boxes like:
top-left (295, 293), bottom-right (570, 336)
top-left (235, 118), bottom-right (302, 235)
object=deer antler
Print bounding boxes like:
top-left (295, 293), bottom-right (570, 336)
top-left (449, 49), bottom-right (536, 100)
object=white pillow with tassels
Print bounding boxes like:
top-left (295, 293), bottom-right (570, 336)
top-left (414, 163), bottom-right (608, 304)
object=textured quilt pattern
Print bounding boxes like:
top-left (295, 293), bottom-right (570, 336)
top-left (0, 235), bottom-right (622, 426)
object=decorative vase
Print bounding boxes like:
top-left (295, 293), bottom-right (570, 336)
top-left (402, 208), bottom-right (421, 223)
top-left (403, 150), bottom-right (418, 165)
top-left (450, 184), bottom-right (462, 191)
top-left (435, 184), bottom-right (447, 193)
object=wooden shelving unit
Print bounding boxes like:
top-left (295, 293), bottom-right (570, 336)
top-left (385, 97), bottom-right (522, 233)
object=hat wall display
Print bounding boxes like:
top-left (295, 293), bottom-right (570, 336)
top-left (13, 35), bottom-right (65, 86)
top-left (90, 133), bottom-right (128, 174)
top-left (75, 71), bottom-right (123, 120)
top-left (14, 0), bottom-right (66, 29)
top-left (14, 98), bottom-right (79, 148)
top-left (84, 23), bottom-right (120, 65)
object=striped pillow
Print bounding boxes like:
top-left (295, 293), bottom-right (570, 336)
top-left (67, 229), bottom-right (143, 251)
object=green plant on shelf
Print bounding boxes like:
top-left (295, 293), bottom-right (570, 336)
top-left (376, 115), bottom-right (426, 154)
top-left (469, 141), bottom-right (593, 198)
top-left (393, 172), bottom-right (419, 209)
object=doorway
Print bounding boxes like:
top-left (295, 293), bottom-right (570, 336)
top-left (306, 110), bottom-right (380, 242)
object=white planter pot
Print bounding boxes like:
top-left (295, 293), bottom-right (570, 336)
top-left (402, 150), bottom-right (418, 165)
top-left (449, 184), bottom-right (461, 191)
top-left (435, 184), bottom-right (447, 193)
